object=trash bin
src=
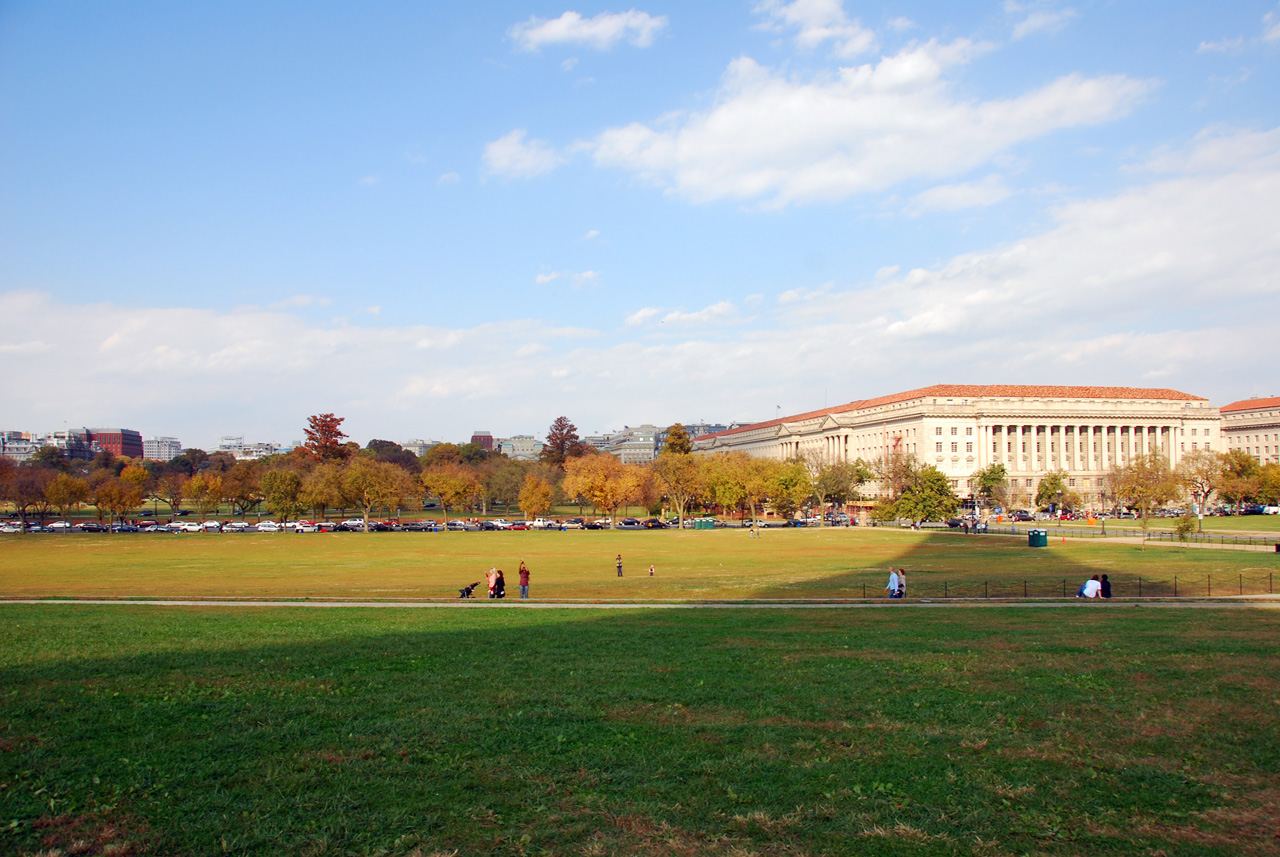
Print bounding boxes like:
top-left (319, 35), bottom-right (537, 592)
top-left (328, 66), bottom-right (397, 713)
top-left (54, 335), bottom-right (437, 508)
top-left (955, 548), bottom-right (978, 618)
top-left (1028, 529), bottom-right (1048, 548)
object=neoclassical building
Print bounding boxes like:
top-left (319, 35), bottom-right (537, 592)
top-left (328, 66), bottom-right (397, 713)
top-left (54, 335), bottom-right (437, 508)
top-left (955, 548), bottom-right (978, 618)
top-left (1220, 396), bottom-right (1280, 466)
top-left (693, 384), bottom-right (1222, 506)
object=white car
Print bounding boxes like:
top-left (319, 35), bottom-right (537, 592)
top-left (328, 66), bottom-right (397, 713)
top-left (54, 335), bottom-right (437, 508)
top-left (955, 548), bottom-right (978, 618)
top-left (531, 518), bottom-right (557, 529)
top-left (202, 520), bottom-right (223, 532)
top-left (340, 518), bottom-right (367, 530)
top-left (224, 521), bottom-right (252, 532)
top-left (256, 520), bottom-right (281, 533)
top-left (293, 521), bottom-right (318, 533)
top-left (174, 522), bottom-right (203, 533)
top-left (0, 524), bottom-right (21, 534)
top-left (48, 521), bottom-right (75, 531)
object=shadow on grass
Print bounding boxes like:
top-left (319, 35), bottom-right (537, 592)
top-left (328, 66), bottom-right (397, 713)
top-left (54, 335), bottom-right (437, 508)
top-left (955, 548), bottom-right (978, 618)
top-left (2, 604), bottom-right (1279, 856)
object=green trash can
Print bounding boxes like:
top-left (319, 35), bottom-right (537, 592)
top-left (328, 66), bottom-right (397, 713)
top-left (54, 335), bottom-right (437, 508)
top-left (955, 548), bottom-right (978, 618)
top-left (1028, 529), bottom-right (1048, 548)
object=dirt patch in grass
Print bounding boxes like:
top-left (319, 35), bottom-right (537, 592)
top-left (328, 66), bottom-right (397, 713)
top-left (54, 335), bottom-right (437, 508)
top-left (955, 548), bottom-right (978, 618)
top-left (599, 811), bottom-right (803, 857)
top-left (26, 813), bottom-right (151, 857)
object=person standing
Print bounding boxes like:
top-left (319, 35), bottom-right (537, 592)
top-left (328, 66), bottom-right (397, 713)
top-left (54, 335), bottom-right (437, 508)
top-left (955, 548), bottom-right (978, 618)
top-left (494, 569), bottom-right (506, 599)
top-left (886, 569), bottom-right (900, 599)
top-left (616, 554), bottom-right (623, 577)
top-left (518, 559), bottom-right (530, 599)
top-left (649, 564), bottom-right (655, 577)
top-left (486, 567), bottom-right (498, 599)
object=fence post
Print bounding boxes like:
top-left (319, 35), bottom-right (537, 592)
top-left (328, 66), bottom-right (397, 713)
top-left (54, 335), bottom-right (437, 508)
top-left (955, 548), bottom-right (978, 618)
top-left (1208, 575), bottom-right (1211, 597)
top-left (1240, 574), bottom-right (1243, 596)
top-left (862, 583), bottom-right (866, 598)
top-left (945, 580), bottom-right (949, 598)
top-left (1138, 576), bottom-right (1142, 597)
top-left (984, 581), bottom-right (988, 599)
top-left (1024, 580), bottom-right (1027, 598)
top-left (1062, 579), bottom-right (1066, 597)
top-left (1174, 575), bottom-right (1178, 597)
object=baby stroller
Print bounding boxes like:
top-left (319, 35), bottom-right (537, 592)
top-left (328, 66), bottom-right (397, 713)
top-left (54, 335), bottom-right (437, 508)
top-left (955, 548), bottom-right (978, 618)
top-left (458, 581), bottom-right (480, 599)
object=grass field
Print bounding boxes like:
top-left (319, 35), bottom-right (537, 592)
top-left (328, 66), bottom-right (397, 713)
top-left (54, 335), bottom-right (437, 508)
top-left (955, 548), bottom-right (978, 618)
top-left (2, 604), bottom-right (1278, 856)
top-left (3, 528), bottom-right (1278, 601)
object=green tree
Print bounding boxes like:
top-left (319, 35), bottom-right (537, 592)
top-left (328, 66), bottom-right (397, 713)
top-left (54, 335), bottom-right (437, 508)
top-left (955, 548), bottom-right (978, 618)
top-left (1259, 463), bottom-right (1280, 505)
top-left (887, 465), bottom-right (958, 525)
top-left (663, 423), bottom-right (693, 455)
top-left (185, 472), bottom-right (224, 518)
top-left (1034, 470), bottom-right (1080, 512)
top-left (971, 463), bottom-right (1009, 511)
top-left (1217, 449), bottom-right (1261, 507)
top-left (30, 446), bottom-right (68, 472)
top-left (704, 452), bottom-right (750, 520)
top-left (808, 457), bottom-right (871, 523)
top-left (769, 459), bottom-right (813, 520)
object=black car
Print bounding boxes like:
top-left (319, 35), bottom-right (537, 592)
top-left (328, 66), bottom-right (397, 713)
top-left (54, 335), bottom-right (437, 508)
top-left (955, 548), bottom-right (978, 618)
top-left (641, 518), bottom-right (666, 529)
top-left (77, 521), bottom-right (109, 532)
top-left (616, 517), bottom-right (643, 530)
top-left (480, 521), bottom-right (501, 531)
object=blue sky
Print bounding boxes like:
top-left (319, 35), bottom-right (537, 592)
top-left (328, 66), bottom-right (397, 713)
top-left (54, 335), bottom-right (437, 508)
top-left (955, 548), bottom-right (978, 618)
top-left (3, 1), bottom-right (1279, 449)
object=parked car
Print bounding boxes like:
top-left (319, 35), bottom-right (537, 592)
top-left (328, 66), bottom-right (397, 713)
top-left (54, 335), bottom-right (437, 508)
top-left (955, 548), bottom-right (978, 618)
top-left (315, 521), bottom-right (338, 532)
top-left (508, 521), bottom-right (531, 530)
top-left (530, 518), bottom-right (557, 529)
top-left (224, 521), bottom-right (252, 532)
top-left (255, 521), bottom-right (281, 533)
top-left (641, 518), bottom-right (666, 529)
top-left (76, 521), bottom-right (109, 533)
top-left (447, 519), bottom-right (479, 531)
top-left (0, 524), bottom-right (21, 534)
top-left (173, 521), bottom-right (203, 533)
top-left (340, 518), bottom-right (367, 530)
top-left (111, 523), bottom-right (139, 533)
top-left (584, 519), bottom-right (609, 530)
top-left (293, 521), bottom-right (318, 533)
top-left (48, 520), bottom-right (75, 531)
top-left (616, 517), bottom-right (643, 530)
top-left (562, 517), bottom-right (585, 529)
top-left (202, 520), bottom-right (223, 532)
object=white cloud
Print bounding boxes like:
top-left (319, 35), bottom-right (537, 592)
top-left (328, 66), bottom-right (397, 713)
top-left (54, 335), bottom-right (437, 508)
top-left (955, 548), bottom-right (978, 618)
top-left (906, 174), bottom-right (1013, 215)
top-left (561, 57), bottom-right (579, 71)
top-left (1197, 37), bottom-right (1246, 54)
top-left (437, 172), bottom-right (461, 185)
top-left (753, 0), bottom-right (877, 57)
top-left (359, 174), bottom-right (380, 186)
top-left (1198, 6), bottom-right (1280, 52)
top-left (582, 229), bottom-right (600, 240)
top-left (886, 17), bottom-right (915, 32)
top-left (535, 272), bottom-right (560, 284)
top-left (535, 270), bottom-right (598, 287)
top-left (583, 44), bottom-right (1152, 206)
top-left (509, 10), bottom-right (668, 52)
top-left (1008, 6), bottom-right (1077, 41)
top-left (483, 129), bottom-right (565, 178)
top-left (625, 306), bottom-right (662, 326)
top-left (661, 301), bottom-right (737, 325)
top-left (1264, 8), bottom-right (1280, 43)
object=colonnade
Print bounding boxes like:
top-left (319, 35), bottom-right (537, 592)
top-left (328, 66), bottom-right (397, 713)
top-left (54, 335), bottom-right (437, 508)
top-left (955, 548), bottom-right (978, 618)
top-left (980, 423), bottom-right (1186, 473)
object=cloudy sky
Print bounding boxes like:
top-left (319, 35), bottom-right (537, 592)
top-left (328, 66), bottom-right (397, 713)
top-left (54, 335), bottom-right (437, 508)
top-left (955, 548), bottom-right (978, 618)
top-left (3, 1), bottom-right (1279, 449)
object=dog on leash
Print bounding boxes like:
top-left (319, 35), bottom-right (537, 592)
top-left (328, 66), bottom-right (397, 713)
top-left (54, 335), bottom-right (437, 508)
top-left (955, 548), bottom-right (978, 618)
top-left (458, 581), bottom-right (481, 598)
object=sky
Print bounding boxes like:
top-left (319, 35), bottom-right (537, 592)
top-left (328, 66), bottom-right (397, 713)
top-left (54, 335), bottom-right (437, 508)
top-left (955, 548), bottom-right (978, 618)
top-left (2, 1), bottom-right (1279, 450)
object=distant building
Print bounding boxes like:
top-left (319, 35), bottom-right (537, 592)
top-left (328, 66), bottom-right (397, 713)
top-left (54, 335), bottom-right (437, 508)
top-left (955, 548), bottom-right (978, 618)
top-left (1220, 396), bottom-right (1280, 465)
top-left (88, 428), bottom-right (143, 459)
top-left (402, 438), bottom-right (440, 457)
top-left (581, 434), bottom-right (611, 453)
top-left (216, 435), bottom-right (280, 460)
top-left (0, 431), bottom-right (40, 462)
top-left (470, 431), bottom-right (494, 451)
top-left (656, 422), bottom-right (741, 452)
top-left (497, 435), bottom-right (543, 460)
top-left (608, 425), bottom-right (660, 465)
top-left (143, 436), bottom-right (183, 461)
top-left (55, 428), bottom-right (101, 460)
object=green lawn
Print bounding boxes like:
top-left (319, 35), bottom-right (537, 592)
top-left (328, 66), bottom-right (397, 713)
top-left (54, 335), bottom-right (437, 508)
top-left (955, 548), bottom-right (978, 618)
top-left (2, 528), bottom-right (1278, 600)
top-left (2, 605), bottom-right (1278, 856)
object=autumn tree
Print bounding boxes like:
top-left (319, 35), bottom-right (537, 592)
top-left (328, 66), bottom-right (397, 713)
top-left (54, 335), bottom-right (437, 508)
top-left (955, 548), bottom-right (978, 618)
top-left (1177, 449), bottom-right (1226, 531)
top-left (741, 457), bottom-right (783, 529)
top-left (650, 451), bottom-right (706, 527)
top-left (185, 472), bottom-right (224, 518)
top-left (1257, 463), bottom-right (1280, 505)
top-left (1111, 454), bottom-right (1181, 547)
top-left (303, 413), bottom-right (351, 461)
top-left (562, 454), bottom-right (646, 527)
top-left (12, 467), bottom-right (55, 525)
top-left (344, 458), bottom-right (416, 531)
top-left (44, 473), bottom-right (89, 521)
top-left (155, 472), bottom-right (188, 517)
top-left (223, 460), bottom-right (264, 518)
top-left (421, 463), bottom-right (482, 527)
top-left (518, 474), bottom-right (555, 519)
top-left (540, 416), bottom-right (586, 467)
top-left (704, 452), bottom-right (750, 519)
top-left (300, 461), bottom-right (346, 521)
top-left (663, 423), bottom-right (693, 455)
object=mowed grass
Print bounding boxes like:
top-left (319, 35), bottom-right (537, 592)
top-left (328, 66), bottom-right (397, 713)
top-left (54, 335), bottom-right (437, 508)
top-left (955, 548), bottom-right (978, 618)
top-left (2, 528), bottom-right (1278, 600)
top-left (2, 605), bottom-right (1278, 856)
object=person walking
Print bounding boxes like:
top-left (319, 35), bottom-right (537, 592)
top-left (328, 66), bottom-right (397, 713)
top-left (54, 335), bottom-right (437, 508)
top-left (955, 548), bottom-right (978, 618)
top-left (897, 568), bottom-right (907, 599)
top-left (494, 569), bottom-right (507, 599)
top-left (886, 569), bottom-right (900, 599)
top-left (616, 554), bottom-right (623, 577)
top-left (518, 559), bottom-right (530, 599)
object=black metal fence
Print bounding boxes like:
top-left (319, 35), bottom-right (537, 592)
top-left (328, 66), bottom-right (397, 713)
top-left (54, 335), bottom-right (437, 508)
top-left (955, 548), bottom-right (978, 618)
top-left (852, 572), bottom-right (1277, 599)
top-left (932, 523), bottom-right (1280, 550)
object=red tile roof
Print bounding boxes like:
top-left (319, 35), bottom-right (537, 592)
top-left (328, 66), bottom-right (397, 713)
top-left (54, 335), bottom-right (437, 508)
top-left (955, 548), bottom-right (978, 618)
top-left (697, 384), bottom-right (1208, 441)
top-left (1220, 396), bottom-right (1280, 413)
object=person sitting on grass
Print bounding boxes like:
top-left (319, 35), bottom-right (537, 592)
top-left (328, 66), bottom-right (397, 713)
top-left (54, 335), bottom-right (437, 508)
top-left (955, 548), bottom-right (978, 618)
top-left (1077, 575), bottom-right (1102, 599)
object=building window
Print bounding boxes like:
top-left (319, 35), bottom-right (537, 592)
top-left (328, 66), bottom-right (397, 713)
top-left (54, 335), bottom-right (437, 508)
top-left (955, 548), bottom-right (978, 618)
top-left (951, 443), bottom-right (958, 452)
top-left (1069, 478), bottom-right (1076, 487)
top-left (966, 427), bottom-right (973, 436)
top-left (936, 427), bottom-right (942, 436)
top-left (966, 442), bottom-right (973, 452)
top-left (1191, 428), bottom-right (1197, 436)
top-left (1026, 479), bottom-right (1033, 487)
top-left (993, 442), bottom-right (999, 453)
top-left (1036, 442), bottom-right (1042, 452)
top-left (1007, 442), bottom-right (1013, 452)
top-left (951, 427), bottom-right (958, 436)
top-left (936, 442), bottom-right (943, 452)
